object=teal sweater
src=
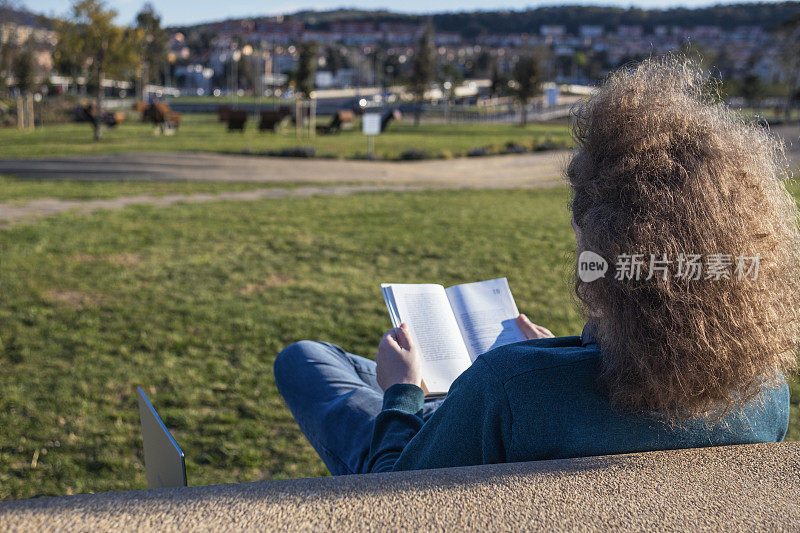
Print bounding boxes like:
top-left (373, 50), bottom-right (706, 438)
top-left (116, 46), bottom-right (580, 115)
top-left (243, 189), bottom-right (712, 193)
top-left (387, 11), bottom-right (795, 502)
top-left (367, 331), bottom-right (790, 473)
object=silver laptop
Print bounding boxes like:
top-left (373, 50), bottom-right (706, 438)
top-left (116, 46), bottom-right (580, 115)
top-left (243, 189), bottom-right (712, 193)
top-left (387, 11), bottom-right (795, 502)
top-left (137, 387), bottom-right (187, 489)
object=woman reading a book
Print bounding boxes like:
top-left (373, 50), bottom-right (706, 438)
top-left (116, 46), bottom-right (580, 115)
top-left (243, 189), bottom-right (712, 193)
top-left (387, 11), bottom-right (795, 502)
top-left (275, 58), bottom-right (800, 475)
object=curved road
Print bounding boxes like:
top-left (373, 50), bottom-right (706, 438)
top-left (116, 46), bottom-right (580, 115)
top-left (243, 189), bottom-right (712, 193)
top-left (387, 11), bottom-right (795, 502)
top-left (0, 151), bottom-right (571, 227)
top-left (0, 151), bottom-right (571, 187)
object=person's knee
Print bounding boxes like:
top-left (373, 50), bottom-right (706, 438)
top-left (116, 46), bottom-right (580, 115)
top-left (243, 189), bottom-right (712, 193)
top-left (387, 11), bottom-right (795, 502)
top-left (274, 340), bottom-right (319, 391)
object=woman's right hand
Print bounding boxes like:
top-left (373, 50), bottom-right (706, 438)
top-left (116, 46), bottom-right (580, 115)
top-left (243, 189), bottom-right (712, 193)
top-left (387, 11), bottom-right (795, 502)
top-left (516, 314), bottom-right (554, 340)
top-left (376, 323), bottom-right (423, 391)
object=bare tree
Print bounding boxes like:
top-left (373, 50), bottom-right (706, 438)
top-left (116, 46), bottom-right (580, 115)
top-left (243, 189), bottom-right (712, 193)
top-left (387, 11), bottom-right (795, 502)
top-left (56, 0), bottom-right (141, 140)
top-left (12, 47), bottom-right (35, 128)
top-left (135, 2), bottom-right (168, 95)
top-left (409, 23), bottom-right (435, 126)
top-left (0, 0), bottom-right (21, 94)
top-left (774, 14), bottom-right (800, 119)
top-left (511, 54), bottom-right (542, 126)
top-left (295, 41), bottom-right (318, 98)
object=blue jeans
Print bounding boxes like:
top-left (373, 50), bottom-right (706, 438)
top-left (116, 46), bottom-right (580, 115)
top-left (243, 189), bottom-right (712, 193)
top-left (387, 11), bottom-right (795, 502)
top-left (274, 340), bottom-right (444, 475)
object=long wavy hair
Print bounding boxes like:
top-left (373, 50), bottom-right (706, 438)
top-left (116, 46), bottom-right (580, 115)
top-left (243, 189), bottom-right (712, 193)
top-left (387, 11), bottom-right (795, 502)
top-left (568, 58), bottom-right (800, 419)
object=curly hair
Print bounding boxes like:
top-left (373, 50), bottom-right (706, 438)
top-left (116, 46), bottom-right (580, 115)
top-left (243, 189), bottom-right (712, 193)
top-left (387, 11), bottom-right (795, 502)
top-left (568, 57), bottom-right (800, 419)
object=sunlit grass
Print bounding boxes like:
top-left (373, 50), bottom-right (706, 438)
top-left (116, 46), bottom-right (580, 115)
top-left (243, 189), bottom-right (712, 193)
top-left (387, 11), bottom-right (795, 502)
top-left (0, 113), bottom-right (572, 160)
top-left (0, 185), bottom-right (797, 501)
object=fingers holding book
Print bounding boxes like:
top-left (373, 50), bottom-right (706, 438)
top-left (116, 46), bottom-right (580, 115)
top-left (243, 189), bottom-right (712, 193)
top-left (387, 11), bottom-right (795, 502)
top-left (377, 324), bottom-right (423, 391)
top-left (517, 314), bottom-right (555, 340)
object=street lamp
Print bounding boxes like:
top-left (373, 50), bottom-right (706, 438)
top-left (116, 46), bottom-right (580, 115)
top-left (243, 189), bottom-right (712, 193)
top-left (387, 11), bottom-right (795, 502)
top-left (232, 49), bottom-right (242, 107)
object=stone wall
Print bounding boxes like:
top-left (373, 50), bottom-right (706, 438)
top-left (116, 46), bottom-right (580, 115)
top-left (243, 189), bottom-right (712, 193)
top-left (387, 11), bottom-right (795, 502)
top-left (1, 443), bottom-right (797, 531)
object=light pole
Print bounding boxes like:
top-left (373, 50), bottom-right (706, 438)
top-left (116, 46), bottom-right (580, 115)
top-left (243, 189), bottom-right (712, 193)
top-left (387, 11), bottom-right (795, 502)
top-left (232, 49), bottom-right (241, 107)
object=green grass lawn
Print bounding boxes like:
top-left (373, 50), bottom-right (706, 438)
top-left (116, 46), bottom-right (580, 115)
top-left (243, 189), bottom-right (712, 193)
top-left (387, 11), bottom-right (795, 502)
top-left (0, 176), bottom-right (338, 205)
top-left (0, 186), bottom-right (798, 501)
top-left (0, 114), bottom-right (571, 160)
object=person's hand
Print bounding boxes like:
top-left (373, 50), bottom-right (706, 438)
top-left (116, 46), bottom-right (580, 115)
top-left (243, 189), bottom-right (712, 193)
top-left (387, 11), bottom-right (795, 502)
top-left (516, 314), bottom-right (554, 340)
top-left (376, 323), bottom-right (423, 391)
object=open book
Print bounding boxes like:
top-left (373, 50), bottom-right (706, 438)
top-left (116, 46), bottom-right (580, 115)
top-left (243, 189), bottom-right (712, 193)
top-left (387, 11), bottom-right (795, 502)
top-left (381, 277), bottom-right (526, 396)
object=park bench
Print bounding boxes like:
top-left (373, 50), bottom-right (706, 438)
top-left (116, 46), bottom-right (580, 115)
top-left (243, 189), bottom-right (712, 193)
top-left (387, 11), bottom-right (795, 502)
top-left (381, 108), bottom-right (402, 132)
top-left (137, 102), bottom-right (182, 135)
top-left (73, 104), bottom-right (125, 128)
top-left (259, 107), bottom-right (293, 132)
top-left (217, 105), bottom-right (231, 122)
top-left (317, 109), bottom-right (356, 134)
top-left (0, 443), bottom-right (796, 530)
top-left (227, 110), bottom-right (248, 132)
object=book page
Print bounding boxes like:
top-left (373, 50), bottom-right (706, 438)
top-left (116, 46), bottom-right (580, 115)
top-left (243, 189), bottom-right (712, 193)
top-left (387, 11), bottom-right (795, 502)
top-left (382, 284), bottom-right (472, 394)
top-left (445, 277), bottom-right (526, 361)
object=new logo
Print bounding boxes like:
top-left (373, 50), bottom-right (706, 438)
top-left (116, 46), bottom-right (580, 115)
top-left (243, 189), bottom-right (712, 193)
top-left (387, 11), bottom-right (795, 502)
top-left (578, 251), bottom-right (608, 282)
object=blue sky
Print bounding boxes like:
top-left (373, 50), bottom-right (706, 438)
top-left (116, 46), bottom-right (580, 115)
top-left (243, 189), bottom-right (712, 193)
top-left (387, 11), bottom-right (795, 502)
top-left (28, 0), bottom-right (786, 26)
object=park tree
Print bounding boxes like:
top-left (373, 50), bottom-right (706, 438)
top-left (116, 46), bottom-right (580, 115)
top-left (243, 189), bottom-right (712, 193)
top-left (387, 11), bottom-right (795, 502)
top-left (511, 53), bottom-right (542, 126)
top-left (489, 62), bottom-right (509, 98)
top-left (409, 23), bottom-right (435, 126)
top-left (439, 63), bottom-right (463, 123)
top-left (0, 0), bottom-right (20, 94)
top-left (295, 41), bottom-right (318, 98)
top-left (470, 50), bottom-right (493, 78)
top-left (12, 46), bottom-right (35, 129)
top-left (57, 0), bottom-right (141, 140)
top-left (236, 52), bottom-right (256, 92)
top-left (741, 74), bottom-right (765, 111)
top-left (135, 3), bottom-right (169, 89)
top-left (325, 45), bottom-right (349, 77)
top-left (773, 14), bottom-right (800, 119)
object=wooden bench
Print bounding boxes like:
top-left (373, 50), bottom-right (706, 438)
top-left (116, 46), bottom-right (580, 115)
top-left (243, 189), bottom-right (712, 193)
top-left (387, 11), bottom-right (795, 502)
top-left (381, 108), bottom-right (402, 132)
top-left (227, 110), bottom-right (248, 132)
top-left (259, 107), bottom-right (293, 132)
top-left (137, 102), bottom-right (182, 135)
top-left (317, 110), bottom-right (356, 134)
top-left (0, 443), bottom-right (796, 531)
top-left (217, 105), bottom-right (231, 122)
top-left (74, 104), bottom-right (125, 127)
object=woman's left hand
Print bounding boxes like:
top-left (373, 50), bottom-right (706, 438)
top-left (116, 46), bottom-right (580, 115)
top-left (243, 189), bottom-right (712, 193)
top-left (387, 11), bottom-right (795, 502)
top-left (376, 323), bottom-right (423, 391)
top-left (516, 314), bottom-right (555, 340)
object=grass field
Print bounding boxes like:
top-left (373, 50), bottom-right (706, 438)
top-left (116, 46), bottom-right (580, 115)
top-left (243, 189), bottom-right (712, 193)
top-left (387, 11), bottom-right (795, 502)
top-left (0, 176), bottom-right (336, 205)
top-left (0, 114), bottom-right (571, 160)
top-left (0, 186), bottom-right (798, 502)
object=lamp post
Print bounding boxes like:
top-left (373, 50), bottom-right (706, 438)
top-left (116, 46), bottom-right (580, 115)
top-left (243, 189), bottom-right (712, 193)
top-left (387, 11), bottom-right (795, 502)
top-left (231, 49), bottom-right (241, 107)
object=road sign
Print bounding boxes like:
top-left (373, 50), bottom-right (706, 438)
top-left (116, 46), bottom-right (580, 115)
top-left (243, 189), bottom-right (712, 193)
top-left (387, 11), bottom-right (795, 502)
top-left (362, 113), bottom-right (381, 136)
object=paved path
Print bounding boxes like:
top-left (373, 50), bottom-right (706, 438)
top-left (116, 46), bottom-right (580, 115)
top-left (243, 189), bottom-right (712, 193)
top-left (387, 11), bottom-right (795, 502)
top-left (0, 151), bottom-right (570, 227)
top-left (3, 121), bottom-right (794, 228)
top-left (0, 151), bottom-right (570, 186)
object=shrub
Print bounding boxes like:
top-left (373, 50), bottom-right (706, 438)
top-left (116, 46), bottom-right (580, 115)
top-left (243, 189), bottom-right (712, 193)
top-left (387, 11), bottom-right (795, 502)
top-left (503, 142), bottom-right (528, 154)
top-left (534, 137), bottom-right (562, 152)
top-left (268, 146), bottom-right (316, 158)
top-left (467, 146), bottom-right (490, 157)
top-left (399, 149), bottom-right (429, 160)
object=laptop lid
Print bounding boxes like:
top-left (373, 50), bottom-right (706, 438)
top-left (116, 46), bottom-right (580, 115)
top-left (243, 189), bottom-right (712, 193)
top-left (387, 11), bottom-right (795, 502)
top-left (137, 387), bottom-right (187, 489)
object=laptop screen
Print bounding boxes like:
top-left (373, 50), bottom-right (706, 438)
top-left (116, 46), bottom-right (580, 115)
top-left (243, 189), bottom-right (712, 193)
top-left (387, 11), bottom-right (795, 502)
top-left (137, 387), bottom-right (187, 489)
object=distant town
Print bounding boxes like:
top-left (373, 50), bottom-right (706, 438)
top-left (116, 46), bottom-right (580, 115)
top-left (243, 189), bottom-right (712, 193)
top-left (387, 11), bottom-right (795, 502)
top-left (2, 2), bottom-right (800, 110)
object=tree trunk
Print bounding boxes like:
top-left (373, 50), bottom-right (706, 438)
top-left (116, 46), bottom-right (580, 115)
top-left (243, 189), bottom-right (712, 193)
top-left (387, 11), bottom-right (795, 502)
top-left (786, 83), bottom-right (797, 120)
top-left (26, 93), bottom-right (34, 129)
top-left (520, 99), bottom-right (528, 127)
top-left (94, 71), bottom-right (105, 141)
top-left (16, 95), bottom-right (24, 129)
top-left (414, 100), bottom-right (421, 127)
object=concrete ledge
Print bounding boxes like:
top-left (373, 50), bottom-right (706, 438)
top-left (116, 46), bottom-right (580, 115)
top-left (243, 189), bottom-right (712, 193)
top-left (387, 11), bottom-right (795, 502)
top-left (1, 443), bottom-right (798, 531)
